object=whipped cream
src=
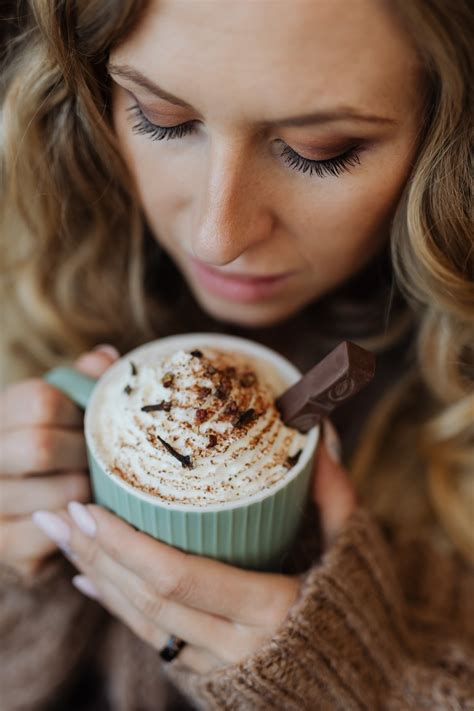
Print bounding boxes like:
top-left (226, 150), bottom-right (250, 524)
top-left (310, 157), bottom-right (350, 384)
top-left (89, 347), bottom-right (307, 505)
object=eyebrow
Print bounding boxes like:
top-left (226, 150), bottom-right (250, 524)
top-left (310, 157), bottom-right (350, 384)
top-left (108, 63), bottom-right (397, 127)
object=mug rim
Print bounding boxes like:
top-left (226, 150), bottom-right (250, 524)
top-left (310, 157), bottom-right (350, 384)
top-left (85, 332), bottom-right (319, 513)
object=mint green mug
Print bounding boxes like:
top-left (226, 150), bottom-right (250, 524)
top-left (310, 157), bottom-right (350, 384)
top-left (43, 333), bottom-right (318, 571)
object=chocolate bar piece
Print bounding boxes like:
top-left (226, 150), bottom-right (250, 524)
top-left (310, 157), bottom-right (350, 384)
top-left (276, 341), bottom-right (375, 432)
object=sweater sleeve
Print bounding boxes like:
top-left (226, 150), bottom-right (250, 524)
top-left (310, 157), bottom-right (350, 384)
top-left (163, 508), bottom-right (474, 710)
top-left (0, 554), bottom-right (106, 711)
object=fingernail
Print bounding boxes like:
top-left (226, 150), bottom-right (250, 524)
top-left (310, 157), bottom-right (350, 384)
top-left (323, 419), bottom-right (342, 464)
top-left (72, 575), bottom-right (101, 600)
top-left (68, 501), bottom-right (97, 538)
top-left (32, 511), bottom-right (71, 547)
top-left (92, 344), bottom-right (120, 359)
top-left (61, 544), bottom-right (80, 563)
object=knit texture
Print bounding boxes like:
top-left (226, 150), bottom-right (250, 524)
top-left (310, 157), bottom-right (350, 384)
top-left (0, 557), bottom-right (106, 710)
top-left (1, 508), bottom-right (473, 710)
top-left (165, 509), bottom-right (474, 709)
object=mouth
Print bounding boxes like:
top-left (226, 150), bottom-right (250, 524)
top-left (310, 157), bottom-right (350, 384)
top-left (189, 258), bottom-right (298, 303)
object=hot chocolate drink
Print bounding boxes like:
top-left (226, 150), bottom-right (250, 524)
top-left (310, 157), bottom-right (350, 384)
top-left (88, 345), bottom-right (307, 506)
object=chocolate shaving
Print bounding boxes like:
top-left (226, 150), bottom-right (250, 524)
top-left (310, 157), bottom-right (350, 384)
top-left (207, 433), bottom-right (218, 448)
top-left (205, 365), bottom-right (217, 376)
top-left (224, 400), bottom-right (238, 415)
top-left (141, 401), bottom-right (171, 413)
top-left (224, 366), bottom-right (237, 378)
top-left (130, 361), bottom-right (137, 376)
top-left (198, 386), bottom-right (212, 398)
top-left (157, 435), bottom-right (193, 468)
top-left (124, 384), bottom-right (133, 395)
top-left (195, 408), bottom-right (208, 423)
top-left (190, 349), bottom-right (203, 358)
top-left (285, 449), bottom-right (302, 468)
top-left (233, 408), bottom-right (256, 428)
top-left (215, 377), bottom-right (231, 400)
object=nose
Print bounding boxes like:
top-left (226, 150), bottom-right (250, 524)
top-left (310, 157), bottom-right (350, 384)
top-left (190, 139), bottom-right (274, 266)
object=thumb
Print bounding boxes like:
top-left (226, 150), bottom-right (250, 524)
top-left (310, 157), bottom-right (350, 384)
top-left (73, 344), bottom-right (121, 378)
top-left (311, 419), bottom-right (356, 547)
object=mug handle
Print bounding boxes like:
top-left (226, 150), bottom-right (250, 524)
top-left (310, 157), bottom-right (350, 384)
top-left (43, 367), bottom-right (98, 409)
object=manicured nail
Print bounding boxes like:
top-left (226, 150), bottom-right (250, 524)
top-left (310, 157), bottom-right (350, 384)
top-left (68, 502), bottom-right (97, 538)
top-left (32, 511), bottom-right (71, 548)
top-left (60, 544), bottom-right (80, 562)
top-left (92, 344), bottom-right (120, 359)
top-left (323, 419), bottom-right (342, 464)
top-left (72, 575), bottom-right (101, 600)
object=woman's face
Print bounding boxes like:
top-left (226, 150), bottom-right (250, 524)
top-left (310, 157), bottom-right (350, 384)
top-left (109, 0), bottom-right (421, 327)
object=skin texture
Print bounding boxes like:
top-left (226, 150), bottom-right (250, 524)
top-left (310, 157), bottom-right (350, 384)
top-left (0, 348), bottom-right (117, 577)
top-left (30, 0), bottom-right (423, 674)
top-left (109, 0), bottom-right (422, 327)
top-left (34, 435), bottom-right (354, 673)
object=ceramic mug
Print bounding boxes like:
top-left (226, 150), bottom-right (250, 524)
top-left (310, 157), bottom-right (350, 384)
top-left (43, 333), bottom-right (318, 571)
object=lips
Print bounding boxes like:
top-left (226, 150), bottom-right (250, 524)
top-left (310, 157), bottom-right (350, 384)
top-left (190, 258), bottom-right (296, 303)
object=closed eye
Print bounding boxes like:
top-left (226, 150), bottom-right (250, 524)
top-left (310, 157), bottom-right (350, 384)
top-left (126, 103), bottom-right (362, 179)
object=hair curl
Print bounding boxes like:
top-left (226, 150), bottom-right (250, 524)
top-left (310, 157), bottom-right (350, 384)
top-left (2, 1), bottom-right (473, 560)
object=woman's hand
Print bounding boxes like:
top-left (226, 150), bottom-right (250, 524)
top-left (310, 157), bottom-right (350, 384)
top-left (31, 421), bottom-right (355, 672)
top-left (0, 345), bottom-right (119, 578)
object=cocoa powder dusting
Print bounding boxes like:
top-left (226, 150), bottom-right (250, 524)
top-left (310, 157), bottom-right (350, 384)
top-left (104, 347), bottom-right (306, 505)
top-left (195, 408), bottom-right (208, 423)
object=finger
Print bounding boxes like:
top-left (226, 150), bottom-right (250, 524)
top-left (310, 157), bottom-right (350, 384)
top-left (72, 344), bottom-right (120, 378)
top-left (71, 573), bottom-right (223, 673)
top-left (0, 427), bottom-right (88, 477)
top-left (312, 420), bottom-right (356, 546)
top-left (65, 523), bottom-right (252, 664)
top-left (0, 517), bottom-right (61, 564)
top-left (0, 379), bottom-right (84, 431)
top-left (0, 344), bottom-right (120, 432)
top-left (0, 471), bottom-right (90, 517)
top-left (70, 504), bottom-right (299, 625)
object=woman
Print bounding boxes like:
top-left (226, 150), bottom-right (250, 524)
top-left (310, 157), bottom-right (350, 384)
top-left (1, 0), bottom-right (472, 709)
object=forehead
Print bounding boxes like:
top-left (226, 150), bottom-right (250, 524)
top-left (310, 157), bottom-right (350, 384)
top-left (112, 0), bottom-right (421, 122)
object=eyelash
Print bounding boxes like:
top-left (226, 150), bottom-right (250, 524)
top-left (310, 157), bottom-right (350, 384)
top-left (127, 103), bottom-right (361, 179)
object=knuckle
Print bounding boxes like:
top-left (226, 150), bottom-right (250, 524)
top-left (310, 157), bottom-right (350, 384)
top-left (261, 584), bottom-right (298, 629)
top-left (236, 629), bottom-right (271, 664)
top-left (160, 567), bottom-right (193, 603)
top-left (135, 581), bottom-right (164, 620)
top-left (224, 628), bottom-right (266, 664)
top-left (31, 381), bottom-right (62, 422)
top-left (140, 617), bottom-right (159, 646)
top-left (105, 538), bottom-right (125, 562)
top-left (220, 645), bottom-right (240, 664)
top-left (65, 473), bottom-right (91, 502)
top-left (78, 541), bottom-right (98, 567)
top-left (260, 603), bottom-right (286, 629)
top-left (29, 429), bottom-right (54, 470)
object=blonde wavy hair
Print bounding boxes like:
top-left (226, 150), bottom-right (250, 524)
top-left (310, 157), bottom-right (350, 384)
top-left (1, 1), bottom-right (473, 560)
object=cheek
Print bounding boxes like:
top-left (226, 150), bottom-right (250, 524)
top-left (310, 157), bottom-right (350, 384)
top-left (113, 92), bottom-right (413, 291)
top-left (114, 132), bottom-right (190, 245)
top-left (294, 149), bottom-right (413, 279)
top-left (113, 96), bottom-right (184, 227)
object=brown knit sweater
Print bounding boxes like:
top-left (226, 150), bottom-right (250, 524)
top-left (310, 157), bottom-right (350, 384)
top-left (1, 506), bottom-right (473, 711)
top-left (1, 312), bottom-right (473, 709)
